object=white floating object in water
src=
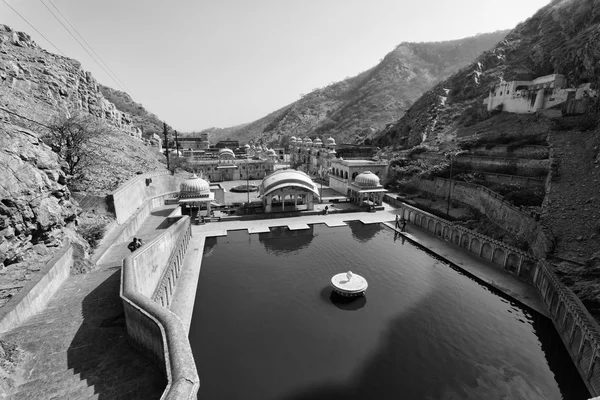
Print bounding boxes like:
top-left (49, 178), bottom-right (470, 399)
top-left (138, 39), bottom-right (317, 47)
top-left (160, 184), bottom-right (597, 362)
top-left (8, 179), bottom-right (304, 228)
top-left (331, 270), bottom-right (368, 297)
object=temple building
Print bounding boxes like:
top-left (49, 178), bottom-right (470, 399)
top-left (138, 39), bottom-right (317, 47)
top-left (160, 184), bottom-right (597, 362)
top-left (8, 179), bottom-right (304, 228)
top-left (347, 171), bottom-right (387, 206)
top-left (289, 136), bottom-right (338, 178)
top-left (483, 74), bottom-right (597, 115)
top-left (176, 136), bottom-right (283, 181)
top-left (328, 158), bottom-right (388, 197)
top-left (259, 170), bottom-right (320, 213)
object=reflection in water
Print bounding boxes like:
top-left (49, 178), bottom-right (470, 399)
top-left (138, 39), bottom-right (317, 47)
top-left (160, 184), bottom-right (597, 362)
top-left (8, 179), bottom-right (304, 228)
top-left (191, 223), bottom-right (590, 400)
top-left (329, 291), bottom-right (367, 311)
top-left (259, 225), bottom-right (314, 255)
top-left (347, 220), bottom-right (382, 243)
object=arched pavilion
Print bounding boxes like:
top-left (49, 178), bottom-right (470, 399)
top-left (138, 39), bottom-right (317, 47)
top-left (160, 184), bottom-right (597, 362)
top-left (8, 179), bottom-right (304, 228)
top-left (348, 171), bottom-right (387, 206)
top-left (178, 174), bottom-right (214, 220)
top-left (259, 170), bottom-right (319, 212)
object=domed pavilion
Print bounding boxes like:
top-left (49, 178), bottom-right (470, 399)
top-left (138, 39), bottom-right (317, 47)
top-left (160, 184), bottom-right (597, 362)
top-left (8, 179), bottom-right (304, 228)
top-left (178, 174), bottom-right (215, 219)
top-left (347, 171), bottom-right (387, 207)
top-left (259, 169), bottom-right (319, 212)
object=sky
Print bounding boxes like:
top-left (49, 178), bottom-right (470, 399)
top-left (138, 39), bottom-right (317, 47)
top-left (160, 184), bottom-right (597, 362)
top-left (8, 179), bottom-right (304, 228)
top-left (2, 0), bottom-right (550, 132)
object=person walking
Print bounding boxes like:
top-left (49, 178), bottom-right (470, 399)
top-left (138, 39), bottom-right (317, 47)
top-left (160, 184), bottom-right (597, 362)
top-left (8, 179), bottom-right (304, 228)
top-left (401, 219), bottom-right (407, 232)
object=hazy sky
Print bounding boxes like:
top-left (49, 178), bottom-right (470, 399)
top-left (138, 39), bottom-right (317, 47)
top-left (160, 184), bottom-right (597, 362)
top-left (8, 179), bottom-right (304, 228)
top-left (2, 0), bottom-right (550, 131)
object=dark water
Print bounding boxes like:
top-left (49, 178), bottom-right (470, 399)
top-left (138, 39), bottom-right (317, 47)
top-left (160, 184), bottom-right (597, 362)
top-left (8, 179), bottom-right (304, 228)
top-left (189, 222), bottom-right (590, 400)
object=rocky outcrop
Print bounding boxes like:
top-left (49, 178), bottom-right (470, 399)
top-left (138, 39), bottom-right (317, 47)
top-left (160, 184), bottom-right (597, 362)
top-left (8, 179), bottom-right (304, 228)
top-left (0, 24), bottom-right (140, 137)
top-left (0, 123), bottom-right (87, 306)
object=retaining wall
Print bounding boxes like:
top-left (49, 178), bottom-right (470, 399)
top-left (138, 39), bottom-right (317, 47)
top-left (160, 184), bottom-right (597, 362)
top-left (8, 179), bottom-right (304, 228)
top-left (409, 177), bottom-right (540, 244)
top-left (535, 261), bottom-right (600, 396)
top-left (390, 200), bottom-right (538, 283)
top-left (0, 245), bottom-right (73, 334)
top-left (415, 153), bottom-right (549, 177)
top-left (389, 197), bottom-right (600, 396)
top-left (469, 145), bottom-right (549, 160)
top-left (121, 215), bottom-right (199, 399)
top-left (108, 171), bottom-right (184, 224)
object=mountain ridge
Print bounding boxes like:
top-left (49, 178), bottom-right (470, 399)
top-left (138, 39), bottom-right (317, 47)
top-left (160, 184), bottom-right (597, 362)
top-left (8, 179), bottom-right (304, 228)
top-left (206, 30), bottom-right (510, 146)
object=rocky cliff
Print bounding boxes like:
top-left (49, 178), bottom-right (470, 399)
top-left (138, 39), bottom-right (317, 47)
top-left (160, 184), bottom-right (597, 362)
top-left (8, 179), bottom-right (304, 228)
top-left (0, 24), bottom-right (140, 137)
top-left (0, 24), bottom-right (168, 306)
top-left (213, 31), bottom-right (509, 146)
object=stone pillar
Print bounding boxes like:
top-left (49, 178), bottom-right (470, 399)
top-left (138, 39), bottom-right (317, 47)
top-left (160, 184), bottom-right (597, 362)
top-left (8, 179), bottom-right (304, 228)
top-left (533, 88), bottom-right (545, 111)
top-left (266, 195), bottom-right (272, 213)
top-left (308, 193), bottom-right (314, 211)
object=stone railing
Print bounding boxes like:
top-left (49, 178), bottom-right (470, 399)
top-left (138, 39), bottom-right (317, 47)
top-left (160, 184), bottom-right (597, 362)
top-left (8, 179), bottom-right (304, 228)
top-left (388, 196), bottom-right (600, 395)
top-left (120, 215), bottom-right (199, 399)
top-left (389, 199), bottom-right (538, 283)
top-left (535, 260), bottom-right (600, 396)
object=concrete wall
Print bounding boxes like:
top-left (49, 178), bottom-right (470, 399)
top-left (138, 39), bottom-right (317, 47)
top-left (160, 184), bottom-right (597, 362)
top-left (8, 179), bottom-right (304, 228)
top-left (121, 214), bottom-right (199, 399)
top-left (328, 175), bottom-right (348, 195)
top-left (108, 171), bottom-right (184, 224)
top-left (476, 172), bottom-right (545, 188)
top-left (411, 177), bottom-right (540, 244)
top-left (534, 261), bottom-right (600, 396)
top-left (0, 245), bottom-right (73, 334)
top-left (415, 153), bottom-right (549, 177)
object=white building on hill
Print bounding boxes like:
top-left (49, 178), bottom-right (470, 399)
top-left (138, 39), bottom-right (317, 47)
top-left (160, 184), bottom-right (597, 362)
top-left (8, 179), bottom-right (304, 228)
top-left (483, 74), bottom-right (596, 115)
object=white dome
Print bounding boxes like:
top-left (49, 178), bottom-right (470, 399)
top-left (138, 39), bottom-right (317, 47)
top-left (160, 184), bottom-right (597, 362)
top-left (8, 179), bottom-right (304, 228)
top-left (180, 174), bottom-right (210, 198)
top-left (290, 136), bottom-right (297, 141)
top-left (326, 137), bottom-right (336, 145)
top-left (313, 138), bottom-right (323, 146)
top-left (219, 148), bottom-right (235, 158)
top-left (265, 149), bottom-right (276, 156)
top-left (354, 171), bottom-right (380, 187)
top-left (303, 137), bottom-right (312, 143)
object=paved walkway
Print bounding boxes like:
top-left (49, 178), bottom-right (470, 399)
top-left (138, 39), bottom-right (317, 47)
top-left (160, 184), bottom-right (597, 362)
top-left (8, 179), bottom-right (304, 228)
top-left (0, 206), bottom-right (177, 400)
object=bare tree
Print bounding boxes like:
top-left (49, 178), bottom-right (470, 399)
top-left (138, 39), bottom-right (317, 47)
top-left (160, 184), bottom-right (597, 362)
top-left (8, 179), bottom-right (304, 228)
top-left (44, 113), bottom-right (103, 177)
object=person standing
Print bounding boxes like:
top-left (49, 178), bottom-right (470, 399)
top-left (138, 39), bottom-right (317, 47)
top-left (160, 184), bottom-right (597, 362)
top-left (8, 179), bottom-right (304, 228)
top-left (401, 219), bottom-right (407, 232)
top-left (135, 238), bottom-right (143, 249)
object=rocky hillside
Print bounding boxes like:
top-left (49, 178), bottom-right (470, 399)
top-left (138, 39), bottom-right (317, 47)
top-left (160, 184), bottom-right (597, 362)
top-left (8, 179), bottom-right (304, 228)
top-left (373, 0), bottom-right (600, 148)
top-left (99, 84), bottom-right (166, 137)
top-left (0, 24), bottom-right (168, 306)
top-left (372, 0), bottom-right (600, 316)
top-left (214, 31), bottom-right (509, 146)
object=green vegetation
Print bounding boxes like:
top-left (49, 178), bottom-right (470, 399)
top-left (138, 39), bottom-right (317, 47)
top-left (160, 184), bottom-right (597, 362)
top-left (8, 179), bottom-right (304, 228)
top-left (99, 85), bottom-right (164, 136)
top-left (77, 218), bottom-right (107, 250)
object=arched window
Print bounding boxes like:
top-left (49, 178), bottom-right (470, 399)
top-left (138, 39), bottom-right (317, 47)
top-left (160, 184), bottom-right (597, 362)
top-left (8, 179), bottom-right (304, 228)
top-left (352, 172), bottom-right (358, 180)
top-left (344, 171), bottom-right (348, 179)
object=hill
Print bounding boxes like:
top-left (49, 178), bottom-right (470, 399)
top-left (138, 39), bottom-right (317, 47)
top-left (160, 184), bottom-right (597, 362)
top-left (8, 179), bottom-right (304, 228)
top-left (99, 84), bottom-right (166, 136)
top-left (371, 0), bottom-right (600, 316)
top-left (373, 0), bottom-right (600, 148)
top-left (213, 31), bottom-right (509, 146)
top-left (0, 24), bottom-right (167, 308)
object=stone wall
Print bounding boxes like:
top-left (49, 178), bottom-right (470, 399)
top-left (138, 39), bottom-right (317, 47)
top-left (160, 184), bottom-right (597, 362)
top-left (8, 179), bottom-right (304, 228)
top-left (535, 260), bottom-right (600, 396)
top-left (415, 152), bottom-right (549, 177)
top-left (108, 172), bottom-right (184, 224)
top-left (390, 200), bottom-right (538, 283)
top-left (410, 177), bottom-right (540, 244)
top-left (469, 145), bottom-right (550, 160)
top-left (0, 244), bottom-right (73, 334)
top-left (121, 213), bottom-right (199, 399)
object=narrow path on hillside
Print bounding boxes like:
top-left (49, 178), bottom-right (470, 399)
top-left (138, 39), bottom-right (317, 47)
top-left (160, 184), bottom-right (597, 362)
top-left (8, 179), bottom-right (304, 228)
top-left (1, 206), bottom-right (177, 400)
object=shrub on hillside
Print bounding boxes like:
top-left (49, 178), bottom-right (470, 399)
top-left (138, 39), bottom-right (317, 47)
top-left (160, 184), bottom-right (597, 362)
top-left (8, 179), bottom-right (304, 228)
top-left (78, 219), bottom-right (107, 250)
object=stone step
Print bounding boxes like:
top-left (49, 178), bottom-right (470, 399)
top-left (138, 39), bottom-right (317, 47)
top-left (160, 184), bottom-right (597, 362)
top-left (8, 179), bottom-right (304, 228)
top-left (9, 369), bottom-right (91, 400)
